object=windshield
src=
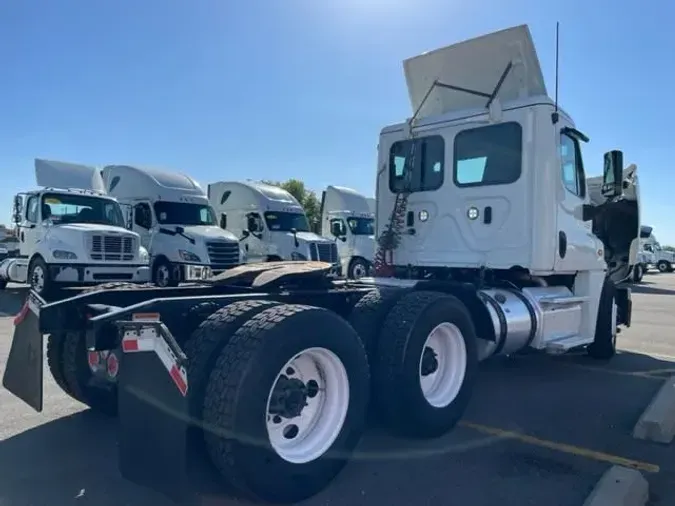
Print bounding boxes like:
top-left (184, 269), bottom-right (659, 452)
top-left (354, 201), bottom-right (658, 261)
top-left (42, 193), bottom-right (125, 227)
top-left (153, 201), bottom-right (216, 226)
top-left (346, 217), bottom-right (374, 236)
top-left (264, 212), bottom-right (310, 232)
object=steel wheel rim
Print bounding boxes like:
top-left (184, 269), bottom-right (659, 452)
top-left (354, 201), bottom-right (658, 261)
top-left (156, 265), bottom-right (170, 286)
top-left (32, 265), bottom-right (45, 292)
top-left (419, 322), bottom-right (467, 408)
top-left (352, 263), bottom-right (367, 279)
top-left (265, 347), bottom-right (350, 464)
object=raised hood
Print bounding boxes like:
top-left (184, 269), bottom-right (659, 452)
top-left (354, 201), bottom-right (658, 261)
top-left (35, 158), bottom-right (105, 192)
top-left (403, 24), bottom-right (547, 119)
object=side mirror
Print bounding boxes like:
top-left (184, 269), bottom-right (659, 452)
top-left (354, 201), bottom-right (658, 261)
top-left (12, 195), bottom-right (22, 223)
top-left (330, 222), bottom-right (344, 238)
top-left (602, 150), bottom-right (624, 199)
top-left (247, 216), bottom-right (260, 233)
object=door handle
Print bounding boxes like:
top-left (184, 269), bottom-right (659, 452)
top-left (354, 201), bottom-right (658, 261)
top-left (483, 206), bottom-right (493, 224)
top-left (406, 211), bottom-right (414, 227)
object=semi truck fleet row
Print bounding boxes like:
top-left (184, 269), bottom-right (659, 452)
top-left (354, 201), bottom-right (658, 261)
top-left (0, 23), bottom-right (651, 506)
top-left (0, 163), bottom-right (376, 295)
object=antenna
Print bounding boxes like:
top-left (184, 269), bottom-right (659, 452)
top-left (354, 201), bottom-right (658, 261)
top-left (552, 22), bottom-right (560, 124)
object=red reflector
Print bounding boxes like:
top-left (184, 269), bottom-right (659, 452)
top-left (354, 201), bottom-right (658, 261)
top-left (122, 340), bottom-right (139, 352)
top-left (13, 303), bottom-right (29, 326)
top-left (169, 365), bottom-right (188, 396)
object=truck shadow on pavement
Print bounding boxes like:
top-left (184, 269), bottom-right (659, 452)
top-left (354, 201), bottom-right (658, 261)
top-left (630, 281), bottom-right (675, 296)
top-left (0, 286), bottom-right (26, 317)
top-left (2, 348), bottom-right (675, 506)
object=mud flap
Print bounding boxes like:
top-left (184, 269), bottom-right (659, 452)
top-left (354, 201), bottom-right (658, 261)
top-left (2, 292), bottom-right (45, 412)
top-left (117, 319), bottom-right (194, 504)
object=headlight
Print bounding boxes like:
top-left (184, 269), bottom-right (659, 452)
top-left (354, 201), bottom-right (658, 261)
top-left (52, 249), bottom-right (77, 260)
top-left (291, 251), bottom-right (307, 261)
top-left (138, 246), bottom-right (150, 263)
top-left (179, 250), bottom-right (201, 263)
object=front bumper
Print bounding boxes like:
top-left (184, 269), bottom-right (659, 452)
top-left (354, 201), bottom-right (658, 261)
top-left (49, 263), bottom-right (150, 284)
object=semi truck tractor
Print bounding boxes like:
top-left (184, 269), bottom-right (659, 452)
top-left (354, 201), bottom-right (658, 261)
top-left (319, 185), bottom-right (375, 278)
top-left (0, 159), bottom-right (149, 296)
top-left (3, 24), bottom-right (640, 505)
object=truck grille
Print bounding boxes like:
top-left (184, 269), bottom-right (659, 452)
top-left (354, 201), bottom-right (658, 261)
top-left (206, 241), bottom-right (240, 270)
top-left (90, 235), bottom-right (135, 261)
top-left (310, 242), bottom-right (339, 263)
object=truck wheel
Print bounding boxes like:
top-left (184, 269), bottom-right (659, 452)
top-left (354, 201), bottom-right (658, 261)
top-left (46, 333), bottom-right (79, 400)
top-left (202, 304), bottom-right (369, 503)
top-left (587, 279), bottom-right (617, 360)
top-left (61, 331), bottom-right (118, 416)
top-left (633, 263), bottom-right (644, 283)
top-left (153, 258), bottom-right (179, 287)
top-left (372, 290), bottom-right (478, 439)
top-left (182, 299), bottom-right (281, 428)
top-left (348, 287), bottom-right (407, 361)
top-left (348, 258), bottom-right (370, 279)
top-left (28, 256), bottom-right (55, 297)
top-left (657, 260), bottom-right (670, 273)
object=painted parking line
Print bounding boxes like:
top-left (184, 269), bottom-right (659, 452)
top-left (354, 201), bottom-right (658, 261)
top-left (459, 421), bottom-right (660, 474)
top-left (559, 362), bottom-right (670, 381)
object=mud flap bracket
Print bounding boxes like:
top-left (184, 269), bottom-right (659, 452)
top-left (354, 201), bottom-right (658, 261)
top-left (117, 318), bottom-right (194, 504)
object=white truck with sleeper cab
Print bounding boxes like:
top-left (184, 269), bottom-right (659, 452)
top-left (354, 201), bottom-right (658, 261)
top-left (0, 159), bottom-right (149, 296)
top-left (2, 25), bottom-right (642, 506)
top-left (208, 180), bottom-right (339, 265)
top-left (320, 185), bottom-right (375, 278)
top-left (102, 165), bottom-right (243, 287)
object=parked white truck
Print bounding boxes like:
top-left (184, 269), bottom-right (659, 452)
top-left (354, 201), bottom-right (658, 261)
top-left (3, 25), bottom-right (642, 506)
top-left (208, 180), bottom-right (339, 265)
top-left (0, 159), bottom-right (149, 296)
top-left (638, 225), bottom-right (674, 273)
top-left (102, 165), bottom-right (243, 287)
top-left (320, 185), bottom-right (375, 278)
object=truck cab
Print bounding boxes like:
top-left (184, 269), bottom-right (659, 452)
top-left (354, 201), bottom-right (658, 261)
top-left (639, 225), bottom-right (674, 273)
top-left (374, 24), bottom-right (640, 356)
top-left (320, 185), bottom-right (375, 278)
top-left (0, 159), bottom-right (150, 295)
top-left (208, 180), bottom-right (340, 266)
top-left (102, 165), bottom-right (243, 287)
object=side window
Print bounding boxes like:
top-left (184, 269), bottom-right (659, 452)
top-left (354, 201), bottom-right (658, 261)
top-left (389, 135), bottom-right (444, 193)
top-left (560, 132), bottom-right (586, 197)
top-left (453, 122), bottom-right (522, 187)
top-left (25, 197), bottom-right (38, 222)
top-left (134, 203), bottom-right (151, 229)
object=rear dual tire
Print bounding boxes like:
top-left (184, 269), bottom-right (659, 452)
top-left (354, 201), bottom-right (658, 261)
top-left (187, 302), bottom-right (369, 504)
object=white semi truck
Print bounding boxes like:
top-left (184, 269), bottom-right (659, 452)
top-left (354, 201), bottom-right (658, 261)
top-left (0, 159), bottom-right (149, 296)
top-left (102, 165), bottom-right (243, 286)
top-left (639, 225), bottom-right (674, 273)
top-left (3, 25), bottom-right (641, 505)
top-left (320, 185), bottom-right (375, 278)
top-left (208, 180), bottom-right (339, 265)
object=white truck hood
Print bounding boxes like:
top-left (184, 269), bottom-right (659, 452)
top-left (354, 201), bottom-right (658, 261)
top-left (50, 223), bottom-right (134, 235)
top-left (178, 225), bottom-right (239, 242)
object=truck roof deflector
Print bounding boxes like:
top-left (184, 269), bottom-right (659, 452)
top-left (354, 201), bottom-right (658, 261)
top-left (404, 24), bottom-right (547, 120)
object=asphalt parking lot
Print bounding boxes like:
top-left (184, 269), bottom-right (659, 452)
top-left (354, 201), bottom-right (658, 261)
top-left (1, 274), bottom-right (675, 506)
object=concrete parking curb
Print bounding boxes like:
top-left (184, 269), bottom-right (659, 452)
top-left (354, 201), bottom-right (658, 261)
top-left (633, 375), bottom-right (675, 443)
top-left (583, 466), bottom-right (648, 506)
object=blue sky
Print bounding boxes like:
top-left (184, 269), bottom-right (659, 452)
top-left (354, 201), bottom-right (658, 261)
top-left (1, 0), bottom-right (673, 242)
